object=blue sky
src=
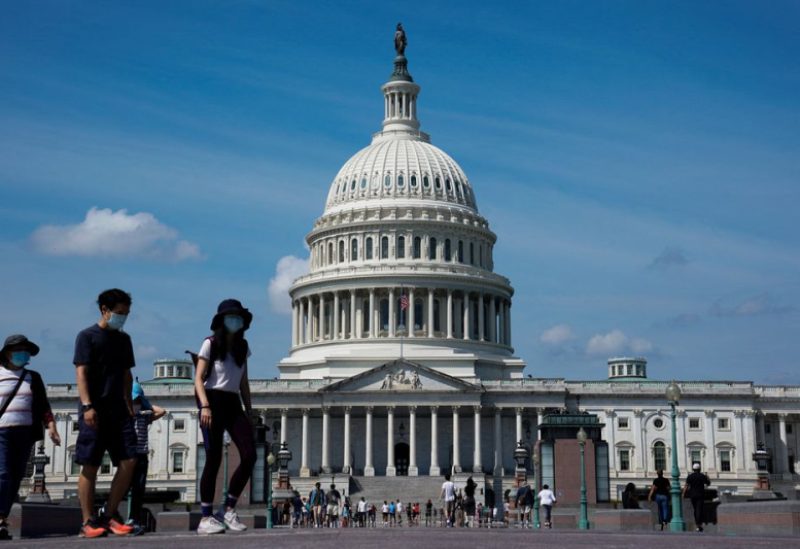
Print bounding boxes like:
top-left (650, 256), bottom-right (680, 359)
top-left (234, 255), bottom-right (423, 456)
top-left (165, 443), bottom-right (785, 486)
top-left (1, 1), bottom-right (798, 384)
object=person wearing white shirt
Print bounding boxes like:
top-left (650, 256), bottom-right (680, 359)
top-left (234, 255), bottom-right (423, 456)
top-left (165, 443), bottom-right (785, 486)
top-left (440, 473), bottom-right (456, 527)
top-left (537, 484), bottom-right (557, 528)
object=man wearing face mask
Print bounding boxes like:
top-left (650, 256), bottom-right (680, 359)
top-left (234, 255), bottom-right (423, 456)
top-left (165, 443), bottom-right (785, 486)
top-left (0, 334), bottom-right (60, 540)
top-left (73, 288), bottom-right (138, 538)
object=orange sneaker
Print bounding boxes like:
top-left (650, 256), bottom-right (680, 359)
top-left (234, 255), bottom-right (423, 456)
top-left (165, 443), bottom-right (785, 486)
top-left (106, 515), bottom-right (134, 536)
top-left (79, 519), bottom-right (108, 538)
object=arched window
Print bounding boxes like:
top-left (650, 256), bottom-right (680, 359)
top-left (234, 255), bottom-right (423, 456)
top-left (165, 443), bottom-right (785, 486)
top-left (429, 237), bottom-right (437, 260)
top-left (479, 245), bottom-right (483, 267)
top-left (384, 174), bottom-right (392, 188)
top-left (350, 179), bottom-right (356, 191)
top-left (444, 239), bottom-right (452, 262)
top-left (328, 242), bottom-right (333, 265)
top-left (423, 175), bottom-right (430, 189)
top-left (397, 175), bottom-right (405, 188)
top-left (411, 175), bottom-right (418, 188)
top-left (457, 240), bottom-right (464, 263)
top-left (381, 236), bottom-right (389, 259)
top-left (338, 240), bottom-right (345, 263)
top-left (351, 238), bottom-right (358, 261)
top-left (413, 237), bottom-right (421, 259)
top-left (360, 177), bottom-right (367, 189)
top-left (435, 176), bottom-right (442, 191)
top-left (397, 236), bottom-right (405, 259)
top-left (653, 441), bottom-right (667, 471)
top-left (366, 237), bottom-right (373, 260)
top-left (469, 242), bottom-right (474, 265)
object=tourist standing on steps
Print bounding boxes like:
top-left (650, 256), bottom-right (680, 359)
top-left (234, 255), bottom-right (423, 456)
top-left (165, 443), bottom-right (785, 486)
top-left (0, 335), bottom-right (61, 541)
top-left (648, 469), bottom-right (671, 530)
top-left (327, 483), bottom-right (341, 528)
top-left (194, 299), bottom-right (257, 535)
top-left (441, 472), bottom-right (456, 527)
top-left (683, 463), bottom-right (711, 532)
top-left (537, 483), bottom-right (556, 528)
top-left (74, 289), bottom-right (138, 538)
top-left (516, 479), bottom-right (534, 528)
top-left (309, 482), bottom-right (325, 527)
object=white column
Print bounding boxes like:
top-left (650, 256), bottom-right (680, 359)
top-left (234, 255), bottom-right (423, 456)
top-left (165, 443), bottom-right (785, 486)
top-left (677, 410), bottom-right (687, 470)
top-left (305, 297), bottom-right (312, 344)
top-left (488, 296), bottom-right (496, 343)
top-left (319, 294), bottom-right (326, 340)
top-left (634, 409), bottom-right (645, 472)
top-left (493, 408), bottom-right (503, 475)
top-left (387, 406), bottom-right (396, 476)
top-left (321, 407), bottom-right (331, 473)
top-left (515, 407), bottom-right (523, 443)
top-left (462, 293), bottom-right (470, 340)
top-left (452, 406), bottom-right (461, 473)
top-left (350, 290), bottom-right (357, 339)
top-left (291, 300), bottom-right (297, 346)
top-left (744, 410), bottom-right (757, 472)
top-left (343, 406), bottom-right (352, 473)
top-left (478, 293), bottom-right (485, 341)
top-left (333, 293), bottom-right (340, 341)
top-left (446, 290), bottom-right (453, 339)
top-left (428, 289), bottom-right (435, 337)
top-left (278, 408), bottom-right (288, 445)
top-left (704, 410), bottom-right (717, 472)
top-left (389, 288), bottom-right (396, 337)
top-left (369, 289), bottom-right (376, 338)
top-left (604, 409), bottom-right (616, 471)
top-left (430, 406), bottom-right (440, 475)
top-left (409, 406), bottom-right (418, 476)
top-left (408, 288), bottom-right (415, 337)
top-left (473, 406), bottom-right (482, 473)
top-left (300, 409), bottom-right (310, 477)
top-left (364, 407), bottom-right (375, 476)
top-left (778, 413), bottom-right (789, 476)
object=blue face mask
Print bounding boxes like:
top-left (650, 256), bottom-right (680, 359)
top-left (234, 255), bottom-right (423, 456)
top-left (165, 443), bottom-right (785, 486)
top-left (9, 351), bottom-right (30, 368)
top-left (224, 315), bottom-right (244, 333)
top-left (107, 313), bottom-right (128, 331)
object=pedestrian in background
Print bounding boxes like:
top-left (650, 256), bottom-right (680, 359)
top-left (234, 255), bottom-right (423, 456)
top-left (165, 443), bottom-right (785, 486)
top-left (0, 335), bottom-right (60, 541)
top-left (648, 469), bottom-right (671, 530)
top-left (683, 463), bottom-right (711, 532)
top-left (537, 483), bottom-right (556, 528)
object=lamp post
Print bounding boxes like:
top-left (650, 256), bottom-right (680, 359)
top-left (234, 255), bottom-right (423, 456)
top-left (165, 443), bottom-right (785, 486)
top-left (266, 450), bottom-right (276, 529)
top-left (277, 441), bottom-right (293, 489)
top-left (577, 427), bottom-right (590, 530)
top-left (752, 444), bottom-right (772, 491)
top-left (532, 450), bottom-right (540, 529)
top-left (665, 381), bottom-right (685, 532)
top-left (513, 440), bottom-right (529, 528)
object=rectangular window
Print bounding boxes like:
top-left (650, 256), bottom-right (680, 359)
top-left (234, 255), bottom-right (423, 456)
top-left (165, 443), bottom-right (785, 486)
top-left (720, 450), bottom-right (731, 472)
top-left (397, 236), bottom-right (405, 259)
top-left (619, 449), bottom-right (630, 471)
top-left (689, 418), bottom-right (701, 430)
top-left (618, 417), bottom-right (629, 429)
top-left (173, 418), bottom-right (185, 432)
top-left (413, 237), bottom-right (421, 259)
top-left (172, 451), bottom-right (184, 474)
top-left (690, 449), bottom-right (702, 469)
top-left (717, 418), bottom-right (729, 430)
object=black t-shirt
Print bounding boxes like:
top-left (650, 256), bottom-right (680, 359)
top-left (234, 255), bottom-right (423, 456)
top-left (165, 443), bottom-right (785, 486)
top-left (652, 476), bottom-right (670, 496)
top-left (516, 485), bottom-right (534, 506)
top-left (685, 472), bottom-right (710, 499)
top-left (73, 324), bottom-right (135, 412)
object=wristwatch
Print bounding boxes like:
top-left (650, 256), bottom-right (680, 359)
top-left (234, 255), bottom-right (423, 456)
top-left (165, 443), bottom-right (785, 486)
top-left (81, 403), bottom-right (94, 413)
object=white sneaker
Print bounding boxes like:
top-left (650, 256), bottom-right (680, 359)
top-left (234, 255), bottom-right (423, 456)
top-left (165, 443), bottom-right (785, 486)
top-left (197, 516), bottom-right (226, 535)
top-left (223, 509), bottom-right (247, 532)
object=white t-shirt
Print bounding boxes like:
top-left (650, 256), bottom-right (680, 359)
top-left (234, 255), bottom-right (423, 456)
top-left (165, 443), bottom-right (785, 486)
top-left (381, 503), bottom-right (389, 513)
top-left (357, 500), bottom-right (367, 513)
top-left (0, 367), bottom-right (33, 428)
top-left (442, 481), bottom-right (456, 501)
top-left (538, 489), bottom-right (556, 506)
top-left (198, 338), bottom-right (250, 393)
top-left (397, 502), bottom-right (404, 513)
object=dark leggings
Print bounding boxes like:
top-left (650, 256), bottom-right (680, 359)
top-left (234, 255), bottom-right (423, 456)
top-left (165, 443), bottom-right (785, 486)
top-left (129, 455), bottom-right (149, 523)
top-left (199, 389), bottom-right (256, 504)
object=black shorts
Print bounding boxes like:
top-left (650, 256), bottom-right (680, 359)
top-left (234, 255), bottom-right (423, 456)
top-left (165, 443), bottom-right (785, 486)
top-left (75, 408), bottom-right (138, 467)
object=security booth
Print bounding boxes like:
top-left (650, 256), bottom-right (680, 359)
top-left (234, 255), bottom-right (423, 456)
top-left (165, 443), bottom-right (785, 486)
top-left (534, 413), bottom-right (610, 505)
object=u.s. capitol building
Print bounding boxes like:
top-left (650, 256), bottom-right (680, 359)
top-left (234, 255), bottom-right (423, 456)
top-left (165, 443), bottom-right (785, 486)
top-left (36, 37), bottom-right (800, 505)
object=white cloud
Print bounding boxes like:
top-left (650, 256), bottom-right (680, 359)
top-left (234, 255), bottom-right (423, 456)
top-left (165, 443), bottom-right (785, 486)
top-left (586, 329), bottom-right (653, 357)
top-left (31, 207), bottom-right (202, 261)
top-left (267, 255), bottom-right (309, 314)
top-left (540, 324), bottom-right (574, 345)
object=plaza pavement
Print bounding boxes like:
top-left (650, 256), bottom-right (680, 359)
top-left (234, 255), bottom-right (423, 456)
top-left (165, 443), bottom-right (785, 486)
top-left (11, 528), bottom-right (799, 549)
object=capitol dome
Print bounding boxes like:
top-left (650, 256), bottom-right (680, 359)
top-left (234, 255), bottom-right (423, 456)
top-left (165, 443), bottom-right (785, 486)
top-left (280, 37), bottom-right (524, 382)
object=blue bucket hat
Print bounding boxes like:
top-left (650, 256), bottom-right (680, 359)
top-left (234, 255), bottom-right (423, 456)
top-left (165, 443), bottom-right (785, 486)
top-left (132, 379), bottom-right (151, 408)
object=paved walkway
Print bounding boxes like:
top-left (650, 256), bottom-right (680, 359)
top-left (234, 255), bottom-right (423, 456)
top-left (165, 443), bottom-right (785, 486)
top-left (12, 528), bottom-right (798, 549)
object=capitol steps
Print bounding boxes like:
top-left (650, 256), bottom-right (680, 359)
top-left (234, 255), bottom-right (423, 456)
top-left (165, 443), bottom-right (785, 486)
top-left (348, 475), bottom-right (446, 505)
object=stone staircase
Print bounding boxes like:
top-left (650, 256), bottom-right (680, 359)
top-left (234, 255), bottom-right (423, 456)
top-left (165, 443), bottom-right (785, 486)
top-left (349, 475), bottom-right (446, 505)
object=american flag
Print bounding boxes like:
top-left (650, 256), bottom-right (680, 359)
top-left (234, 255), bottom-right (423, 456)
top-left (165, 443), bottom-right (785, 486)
top-left (400, 292), bottom-right (409, 310)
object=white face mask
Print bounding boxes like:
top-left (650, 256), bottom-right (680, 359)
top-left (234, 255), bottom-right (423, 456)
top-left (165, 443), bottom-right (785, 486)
top-left (107, 312), bottom-right (128, 331)
top-left (223, 315), bottom-right (244, 333)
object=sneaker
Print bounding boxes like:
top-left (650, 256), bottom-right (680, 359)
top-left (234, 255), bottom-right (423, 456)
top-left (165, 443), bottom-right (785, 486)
top-left (79, 518), bottom-right (108, 538)
top-left (197, 515), bottom-right (226, 535)
top-left (223, 509), bottom-right (247, 532)
top-left (106, 514), bottom-right (134, 536)
top-left (124, 520), bottom-right (146, 536)
top-left (0, 521), bottom-right (10, 540)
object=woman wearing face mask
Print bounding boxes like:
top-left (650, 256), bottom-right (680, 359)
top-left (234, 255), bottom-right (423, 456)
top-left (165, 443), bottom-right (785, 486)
top-left (0, 335), bottom-right (60, 540)
top-left (194, 299), bottom-right (257, 535)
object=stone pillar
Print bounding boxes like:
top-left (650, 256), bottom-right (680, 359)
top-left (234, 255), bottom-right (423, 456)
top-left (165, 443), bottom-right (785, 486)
top-left (452, 406), bottom-right (461, 473)
top-left (604, 409), bottom-right (616, 471)
top-left (515, 407), bottom-right (523, 443)
top-left (365, 407), bottom-right (375, 476)
top-left (493, 408), bottom-right (504, 476)
top-left (321, 406), bottom-right (331, 473)
top-left (488, 296), bottom-right (496, 343)
top-left (430, 406), bottom-right (440, 475)
top-left (341, 297), bottom-right (348, 339)
top-left (633, 409), bottom-right (645, 472)
top-left (305, 297), bottom-right (313, 344)
top-left (478, 293), bottom-right (485, 341)
top-left (280, 408), bottom-right (288, 445)
top-left (333, 293), bottom-right (340, 341)
top-left (778, 413), bottom-right (789, 476)
top-left (300, 408), bottom-right (310, 477)
top-left (343, 406), bottom-right (352, 474)
top-left (734, 410), bottom-right (746, 472)
top-left (389, 288), bottom-right (396, 337)
top-left (387, 406), bottom-right (396, 476)
top-left (704, 410), bottom-right (717, 473)
top-left (744, 410), bottom-right (757, 472)
top-left (473, 406), bottom-right (482, 473)
top-left (428, 289), bottom-right (435, 338)
top-left (350, 290), bottom-right (357, 339)
top-left (463, 293), bottom-right (470, 340)
top-left (446, 290), bottom-right (453, 339)
top-left (408, 288), bottom-right (415, 337)
top-left (319, 294), bottom-right (326, 340)
top-left (369, 289), bottom-right (376, 338)
top-left (409, 406), bottom-right (418, 476)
